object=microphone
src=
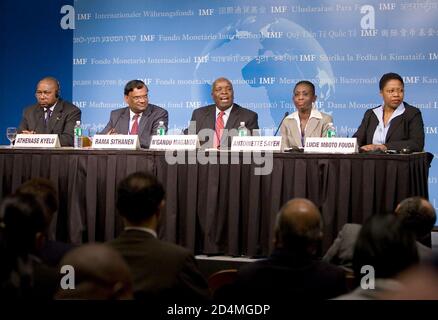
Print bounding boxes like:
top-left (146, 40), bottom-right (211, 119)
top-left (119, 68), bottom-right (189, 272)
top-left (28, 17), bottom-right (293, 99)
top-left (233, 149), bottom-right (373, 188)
top-left (274, 112), bottom-right (289, 136)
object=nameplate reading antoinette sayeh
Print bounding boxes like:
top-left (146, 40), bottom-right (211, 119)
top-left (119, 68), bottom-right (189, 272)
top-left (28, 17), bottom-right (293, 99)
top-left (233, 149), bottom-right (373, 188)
top-left (231, 136), bottom-right (282, 151)
top-left (14, 134), bottom-right (60, 148)
top-left (304, 137), bottom-right (358, 154)
top-left (92, 134), bottom-right (140, 150)
top-left (149, 135), bottom-right (199, 150)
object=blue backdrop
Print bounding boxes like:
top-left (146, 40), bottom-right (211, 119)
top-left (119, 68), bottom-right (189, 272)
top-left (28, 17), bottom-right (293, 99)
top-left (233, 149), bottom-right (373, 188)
top-left (1, 0), bottom-right (437, 216)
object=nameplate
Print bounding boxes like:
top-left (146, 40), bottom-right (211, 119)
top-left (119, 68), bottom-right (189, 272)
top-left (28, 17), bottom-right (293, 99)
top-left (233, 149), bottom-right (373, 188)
top-left (14, 134), bottom-right (60, 148)
top-left (231, 136), bottom-right (282, 151)
top-left (304, 137), bottom-right (358, 154)
top-left (92, 135), bottom-right (140, 149)
top-left (149, 135), bottom-right (199, 150)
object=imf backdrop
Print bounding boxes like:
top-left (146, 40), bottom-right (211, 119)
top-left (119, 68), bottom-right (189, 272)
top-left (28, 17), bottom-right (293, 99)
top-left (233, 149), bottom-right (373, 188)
top-left (1, 1), bottom-right (437, 218)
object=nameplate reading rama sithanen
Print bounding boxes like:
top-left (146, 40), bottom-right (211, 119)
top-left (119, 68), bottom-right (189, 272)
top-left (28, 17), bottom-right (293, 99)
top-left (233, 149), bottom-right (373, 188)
top-left (14, 134), bottom-right (60, 148)
top-left (304, 137), bottom-right (358, 154)
top-left (92, 134), bottom-right (140, 150)
top-left (149, 135), bottom-right (199, 150)
top-left (231, 136), bottom-right (282, 151)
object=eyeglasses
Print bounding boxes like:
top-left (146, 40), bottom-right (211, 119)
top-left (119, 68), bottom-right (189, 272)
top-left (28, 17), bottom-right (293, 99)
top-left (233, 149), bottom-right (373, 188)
top-left (131, 95), bottom-right (148, 102)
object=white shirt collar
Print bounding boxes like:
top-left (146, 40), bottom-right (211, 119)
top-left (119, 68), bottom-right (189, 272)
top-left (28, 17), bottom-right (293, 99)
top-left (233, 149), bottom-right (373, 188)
top-left (129, 109), bottom-right (142, 120)
top-left (124, 226), bottom-right (157, 238)
top-left (288, 108), bottom-right (323, 121)
top-left (216, 104), bottom-right (233, 117)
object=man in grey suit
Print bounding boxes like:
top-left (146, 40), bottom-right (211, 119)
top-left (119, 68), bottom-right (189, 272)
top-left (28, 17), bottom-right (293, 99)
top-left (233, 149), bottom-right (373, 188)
top-left (18, 77), bottom-right (81, 146)
top-left (101, 80), bottom-right (168, 148)
top-left (323, 196), bottom-right (436, 270)
top-left (186, 77), bottom-right (259, 148)
top-left (108, 171), bottom-right (210, 302)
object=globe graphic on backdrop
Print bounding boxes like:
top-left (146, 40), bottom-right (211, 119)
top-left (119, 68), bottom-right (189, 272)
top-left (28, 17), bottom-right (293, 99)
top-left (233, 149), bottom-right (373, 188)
top-left (192, 16), bottom-right (336, 134)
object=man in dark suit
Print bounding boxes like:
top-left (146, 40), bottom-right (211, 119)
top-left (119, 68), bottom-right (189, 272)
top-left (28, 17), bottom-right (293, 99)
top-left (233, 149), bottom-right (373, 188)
top-left (18, 77), bottom-right (81, 146)
top-left (230, 198), bottom-right (347, 302)
top-left (187, 77), bottom-right (259, 148)
top-left (108, 172), bottom-right (210, 302)
top-left (101, 80), bottom-right (168, 148)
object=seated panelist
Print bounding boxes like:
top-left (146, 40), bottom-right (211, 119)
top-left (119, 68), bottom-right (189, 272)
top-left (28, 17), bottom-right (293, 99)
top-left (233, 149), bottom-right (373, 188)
top-left (280, 80), bottom-right (333, 149)
top-left (18, 77), bottom-right (81, 147)
top-left (353, 72), bottom-right (425, 153)
top-left (186, 77), bottom-right (259, 149)
top-left (100, 80), bottom-right (168, 149)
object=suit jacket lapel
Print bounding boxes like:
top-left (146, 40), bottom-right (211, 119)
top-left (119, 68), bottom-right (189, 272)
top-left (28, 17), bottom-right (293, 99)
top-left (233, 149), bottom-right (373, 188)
top-left (46, 101), bottom-right (63, 133)
top-left (199, 105), bottom-right (215, 132)
top-left (34, 107), bottom-right (46, 133)
top-left (138, 105), bottom-right (153, 137)
top-left (288, 119), bottom-right (302, 147)
top-left (385, 103), bottom-right (406, 142)
top-left (304, 118), bottom-right (319, 138)
top-left (118, 108), bottom-right (130, 134)
top-left (225, 105), bottom-right (239, 131)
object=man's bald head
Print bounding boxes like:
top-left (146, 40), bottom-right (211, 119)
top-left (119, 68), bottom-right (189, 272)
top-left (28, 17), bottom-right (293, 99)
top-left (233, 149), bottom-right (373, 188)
top-left (55, 243), bottom-right (133, 300)
top-left (275, 198), bottom-right (322, 253)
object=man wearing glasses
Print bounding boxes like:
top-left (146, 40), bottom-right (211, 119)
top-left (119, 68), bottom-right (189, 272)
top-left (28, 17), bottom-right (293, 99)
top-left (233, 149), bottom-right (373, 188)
top-left (18, 77), bottom-right (81, 146)
top-left (101, 79), bottom-right (168, 149)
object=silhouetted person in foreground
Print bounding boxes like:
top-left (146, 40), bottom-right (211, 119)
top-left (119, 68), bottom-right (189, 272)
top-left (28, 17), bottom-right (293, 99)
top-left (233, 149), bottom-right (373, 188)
top-left (231, 198), bottom-right (347, 302)
top-left (108, 172), bottom-right (210, 302)
top-left (55, 243), bottom-right (133, 299)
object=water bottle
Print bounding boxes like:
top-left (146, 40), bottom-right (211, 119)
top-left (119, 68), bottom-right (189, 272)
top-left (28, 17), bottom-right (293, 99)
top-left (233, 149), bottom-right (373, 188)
top-left (327, 122), bottom-right (336, 138)
top-left (74, 120), bottom-right (82, 148)
top-left (156, 121), bottom-right (166, 136)
top-left (238, 122), bottom-right (249, 137)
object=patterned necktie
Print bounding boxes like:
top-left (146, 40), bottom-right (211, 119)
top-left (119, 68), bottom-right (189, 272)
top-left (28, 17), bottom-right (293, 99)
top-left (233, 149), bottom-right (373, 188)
top-left (130, 114), bottom-right (140, 135)
top-left (44, 109), bottom-right (52, 126)
top-left (214, 111), bottom-right (225, 148)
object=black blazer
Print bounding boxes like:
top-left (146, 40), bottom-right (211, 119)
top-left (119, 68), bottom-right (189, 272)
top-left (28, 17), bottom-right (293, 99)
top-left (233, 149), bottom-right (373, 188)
top-left (100, 104), bottom-right (168, 148)
top-left (353, 102), bottom-right (425, 152)
top-left (229, 248), bottom-right (347, 302)
top-left (18, 99), bottom-right (81, 147)
top-left (108, 230), bottom-right (210, 302)
top-left (186, 104), bottom-right (259, 148)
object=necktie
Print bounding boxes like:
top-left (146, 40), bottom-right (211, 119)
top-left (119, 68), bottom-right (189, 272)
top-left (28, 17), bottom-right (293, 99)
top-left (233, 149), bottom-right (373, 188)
top-left (130, 114), bottom-right (140, 135)
top-left (44, 109), bottom-right (52, 126)
top-left (214, 111), bottom-right (225, 148)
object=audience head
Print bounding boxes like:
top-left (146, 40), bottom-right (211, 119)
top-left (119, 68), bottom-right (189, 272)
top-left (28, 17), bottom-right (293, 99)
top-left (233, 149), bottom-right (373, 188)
top-left (0, 193), bottom-right (46, 256)
top-left (379, 72), bottom-right (404, 110)
top-left (395, 196), bottom-right (436, 241)
top-left (211, 77), bottom-right (234, 111)
top-left (116, 172), bottom-right (165, 225)
top-left (55, 243), bottom-right (133, 300)
top-left (124, 79), bottom-right (149, 114)
top-left (353, 214), bottom-right (418, 281)
top-left (274, 198), bottom-right (322, 255)
top-left (16, 178), bottom-right (58, 231)
top-left (35, 76), bottom-right (60, 108)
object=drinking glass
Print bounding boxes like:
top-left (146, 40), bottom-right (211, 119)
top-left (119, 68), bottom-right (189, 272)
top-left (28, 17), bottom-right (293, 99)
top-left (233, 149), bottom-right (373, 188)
top-left (6, 127), bottom-right (17, 147)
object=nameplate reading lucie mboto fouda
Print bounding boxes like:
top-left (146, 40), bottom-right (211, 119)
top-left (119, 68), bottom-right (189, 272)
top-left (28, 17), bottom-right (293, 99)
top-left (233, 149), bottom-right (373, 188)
top-left (231, 136), bottom-right (282, 152)
top-left (92, 134), bottom-right (140, 150)
top-left (304, 137), bottom-right (358, 154)
top-left (14, 134), bottom-right (60, 148)
top-left (149, 135), bottom-right (200, 151)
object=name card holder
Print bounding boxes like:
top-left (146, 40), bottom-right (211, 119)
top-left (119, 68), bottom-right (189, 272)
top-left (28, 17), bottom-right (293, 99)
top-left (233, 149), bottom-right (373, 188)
top-left (304, 137), bottom-right (358, 154)
top-left (231, 136), bottom-right (282, 152)
top-left (92, 134), bottom-right (140, 150)
top-left (149, 135), bottom-right (199, 150)
top-left (14, 134), bottom-right (60, 148)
